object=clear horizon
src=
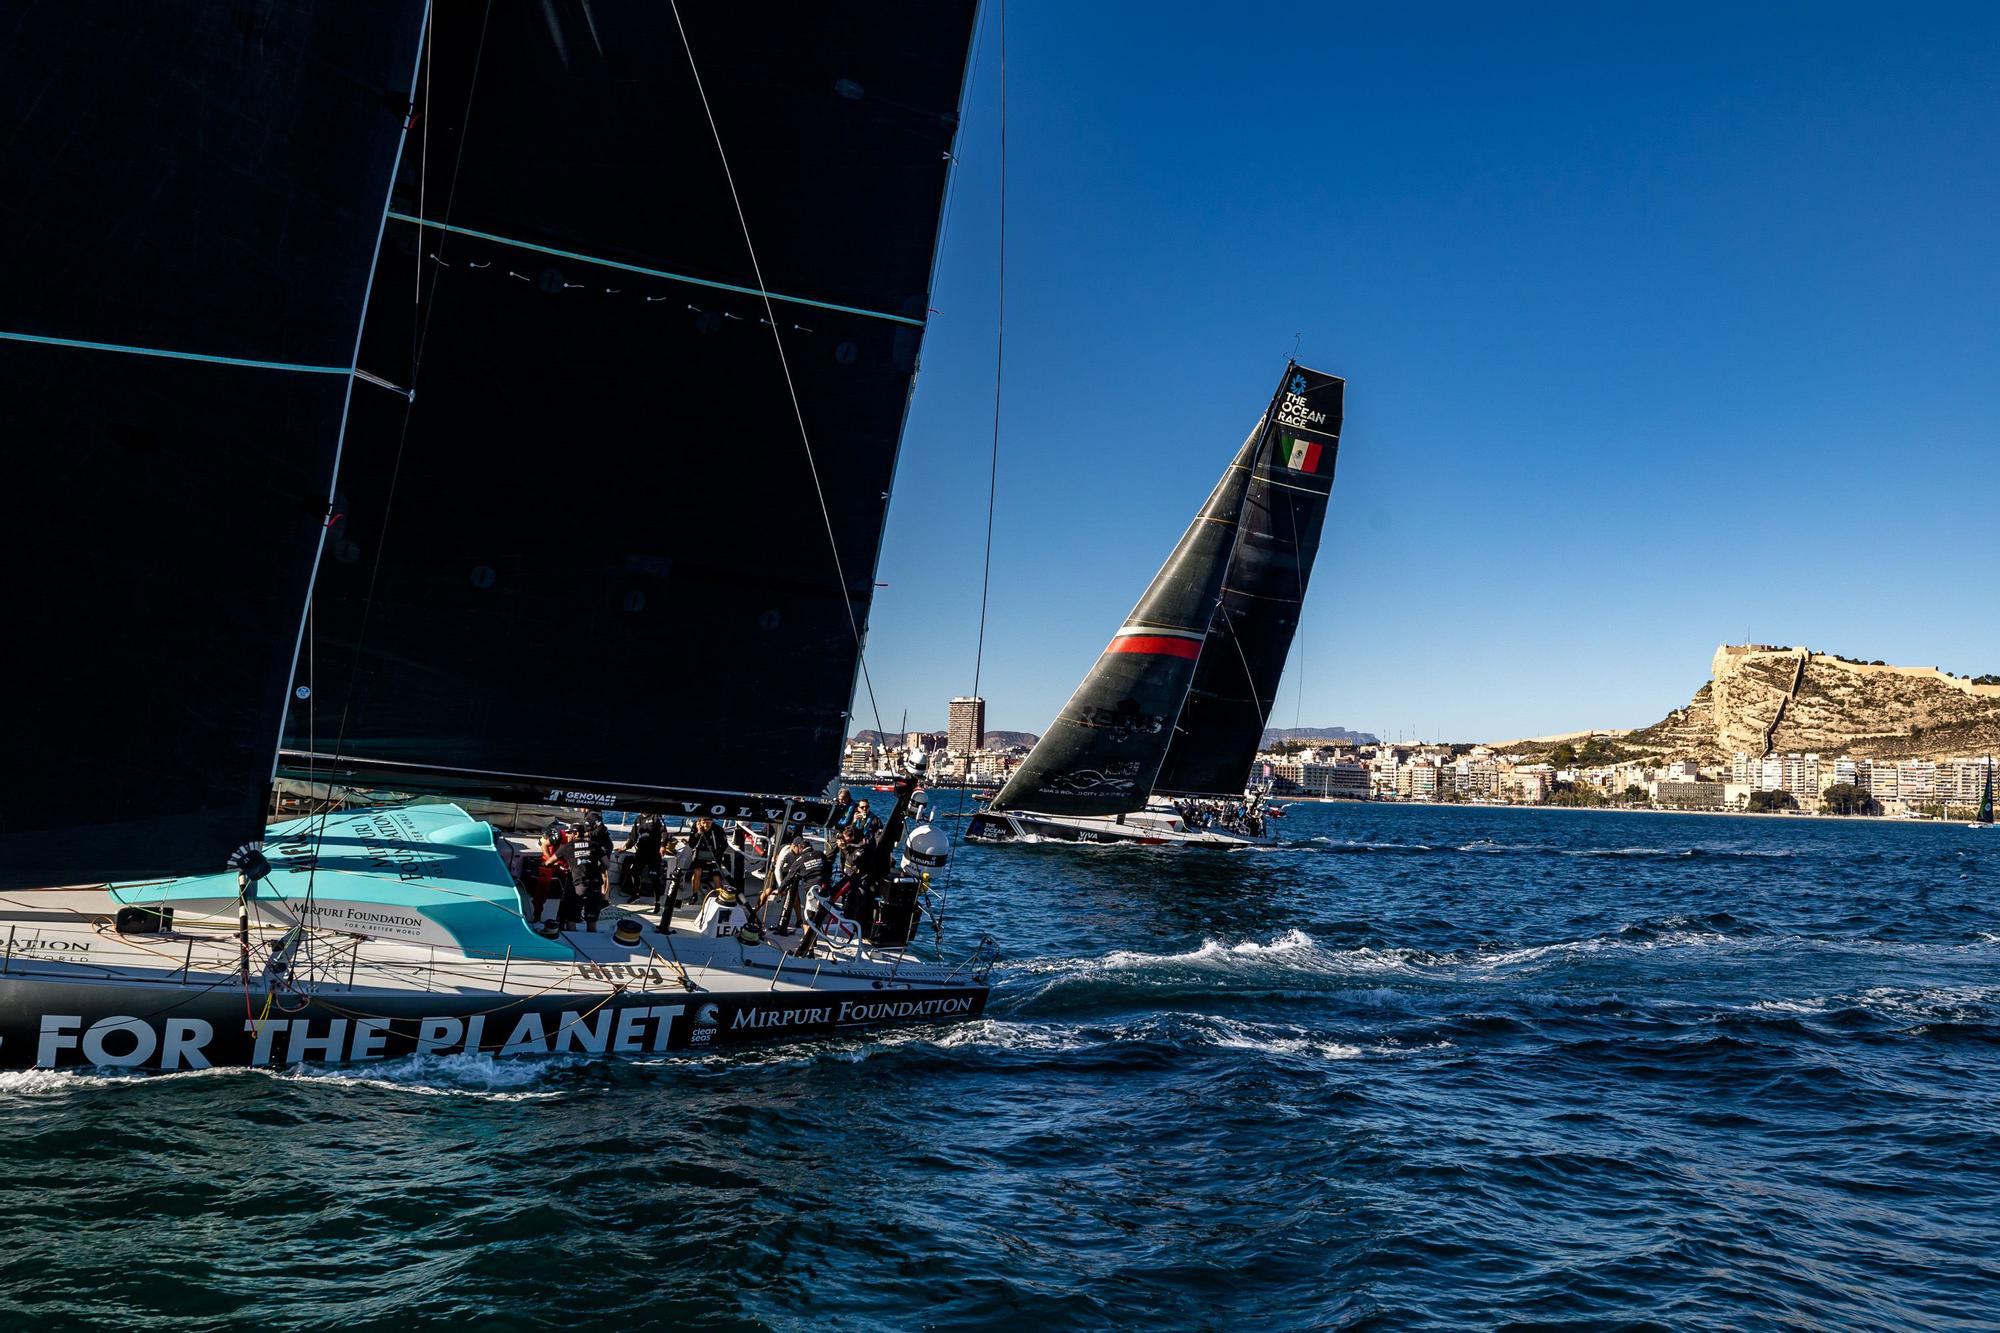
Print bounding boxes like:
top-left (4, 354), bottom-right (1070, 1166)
top-left (854, 1), bottom-right (2000, 739)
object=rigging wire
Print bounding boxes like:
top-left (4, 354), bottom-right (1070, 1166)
top-left (934, 0), bottom-right (1006, 947)
top-left (667, 0), bottom-right (887, 742)
top-left (416, 1), bottom-right (432, 306)
top-left (292, 0), bottom-right (494, 934)
top-left (274, 0), bottom-right (456, 989)
top-left (313, 0), bottom-right (494, 806)
top-left (1289, 492), bottom-right (1306, 734)
top-left (971, 0), bottom-right (1005, 711)
top-left (299, 596), bottom-right (321, 975)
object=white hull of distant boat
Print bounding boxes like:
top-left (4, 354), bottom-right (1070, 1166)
top-left (966, 806), bottom-right (1267, 848)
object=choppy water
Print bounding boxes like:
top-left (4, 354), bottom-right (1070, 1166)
top-left (4, 802), bottom-right (1996, 1330)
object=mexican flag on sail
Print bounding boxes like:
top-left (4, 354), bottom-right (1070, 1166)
top-left (1281, 433), bottom-right (1324, 474)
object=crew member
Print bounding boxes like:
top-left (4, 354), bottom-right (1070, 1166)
top-left (657, 835), bottom-right (695, 932)
top-left (828, 822), bottom-right (875, 937)
top-left (621, 811), bottom-right (664, 902)
top-left (755, 830), bottom-right (799, 930)
top-left (773, 833), bottom-right (825, 940)
top-left (579, 809), bottom-right (613, 865)
top-left (685, 815), bottom-right (728, 902)
top-left (557, 848), bottom-right (589, 931)
top-left (573, 840), bottom-right (608, 933)
top-left (756, 829), bottom-right (823, 937)
top-left (525, 833), bottom-right (569, 924)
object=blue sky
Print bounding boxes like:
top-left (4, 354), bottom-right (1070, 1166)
top-left (858, 1), bottom-right (2000, 740)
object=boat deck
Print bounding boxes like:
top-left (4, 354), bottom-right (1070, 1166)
top-left (0, 858), bottom-right (971, 1001)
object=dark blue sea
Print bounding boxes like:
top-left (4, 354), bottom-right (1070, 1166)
top-left (4, 802), bottom-right (1996, 1330)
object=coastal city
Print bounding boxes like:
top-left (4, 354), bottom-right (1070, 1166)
top-left (1249, 743), bottom-right (1996, 818)
top-left (846, 690), bottom-right (1996, 820)
top-left (7, 4), bottom-right (1995, 1329)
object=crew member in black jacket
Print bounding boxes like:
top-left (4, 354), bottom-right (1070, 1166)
top-left (685, 815), bottom-right (728, 902)
top-left (620, 811), bottom-right (664, 902)
top-left (578, 809), bottom-right (613, 864)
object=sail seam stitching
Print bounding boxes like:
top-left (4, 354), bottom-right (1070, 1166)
top-left (385, 212), bottom-right (926, 327)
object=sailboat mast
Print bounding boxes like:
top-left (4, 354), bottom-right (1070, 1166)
top-left (268, 7), bottom-right (434, 809)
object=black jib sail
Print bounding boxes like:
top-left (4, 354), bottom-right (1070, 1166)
top-left (1154, 363), bottom-right (1344, 797)
top-left (0, 3), bottom-right (428, 890)
top-left (280, 4), bottom-right (977, 813)
top-left (990, 432), bottom-right (1261, 817)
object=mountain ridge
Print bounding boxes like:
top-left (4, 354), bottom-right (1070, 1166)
top-left (1260, 725), bottom-right (1380, 746)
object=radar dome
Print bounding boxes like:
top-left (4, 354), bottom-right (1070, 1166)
top-left (901, 823), bottom-right (951, 873)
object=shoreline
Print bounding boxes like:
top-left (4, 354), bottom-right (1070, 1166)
top-left (1278, 797), bottom-right (1974, 828)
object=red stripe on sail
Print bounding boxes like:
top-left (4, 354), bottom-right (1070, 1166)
top-left (1106, 635), bottom-right (1202, 659)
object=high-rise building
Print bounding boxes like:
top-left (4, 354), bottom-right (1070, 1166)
top-left (1897, 759), bottom-right (1935, 802)
top-left (1781, 753), bottom-right (1821, 804)
top-left (948, 696), bottom-right (986, 757)
top-left (1944, 758), bottom-right (1992, 803)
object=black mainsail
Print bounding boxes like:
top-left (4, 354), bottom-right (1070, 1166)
top-left (990, 433), bottom-right (1261, 817)
top-left (279, 5), bottom-right (978, 814)
top-left (990, 361), bottom-right (1342, 822)
top-left (1980, 760), bottom-right (1995, 825)
top-left (1154, 364), bottom-right (1344, 797)
top-left (1, 3), bottom-right (429, 890)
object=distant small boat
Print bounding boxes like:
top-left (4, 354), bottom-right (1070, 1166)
top-left (1969, 758), bottom-right (1994, 829)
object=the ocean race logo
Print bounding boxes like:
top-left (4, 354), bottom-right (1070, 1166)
top-left (1275, 371), bottom-right (1329, 434)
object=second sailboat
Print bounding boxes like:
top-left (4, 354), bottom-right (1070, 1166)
top-left (970, 362), bottom-right (1344, 846)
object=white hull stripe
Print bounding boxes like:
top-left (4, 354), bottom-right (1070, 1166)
top-left (1113, 624), bottom-right (1205, 641)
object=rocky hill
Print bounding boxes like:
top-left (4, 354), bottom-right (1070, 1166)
top-left (1603, 645), bottom-right (2000, 763)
